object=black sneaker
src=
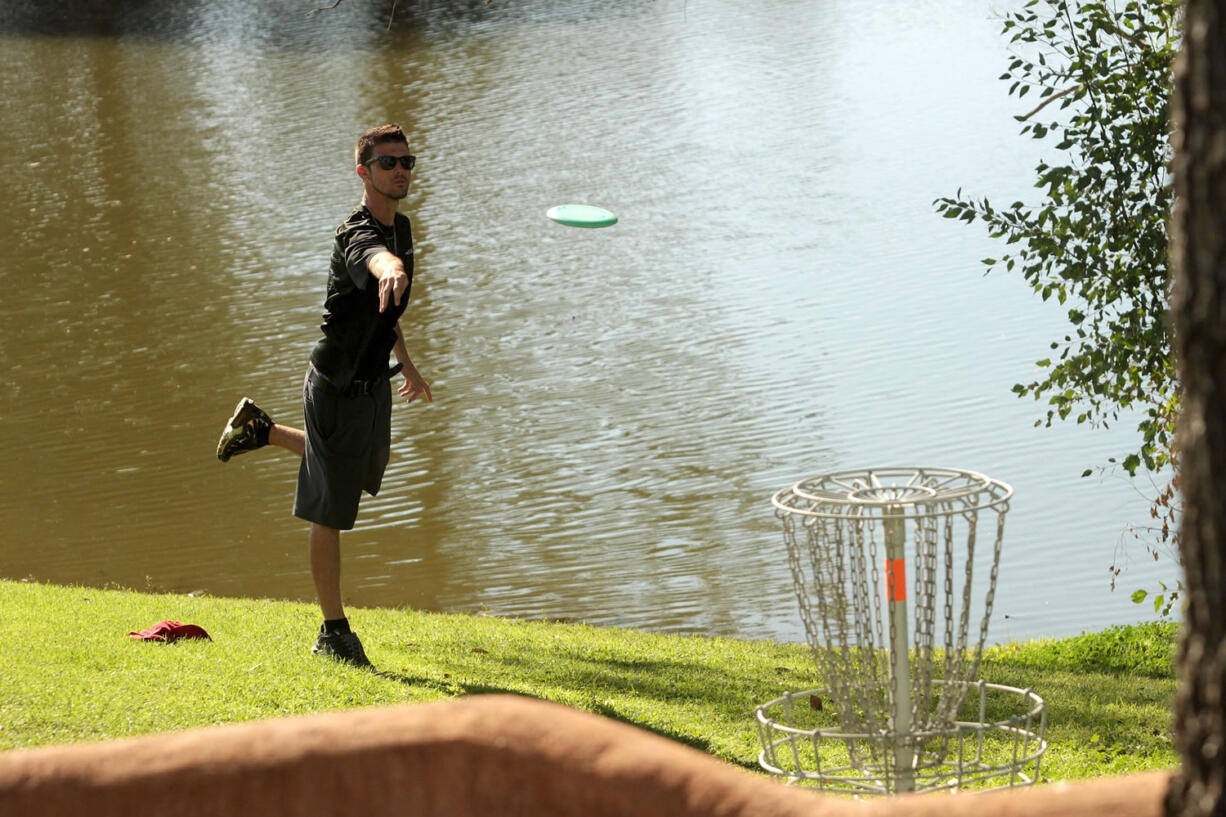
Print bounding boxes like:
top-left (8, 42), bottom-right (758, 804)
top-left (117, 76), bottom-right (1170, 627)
top-left (312, 630), bottom-right (373, 668)
top-left (216, 397), bottom-right (273, 462)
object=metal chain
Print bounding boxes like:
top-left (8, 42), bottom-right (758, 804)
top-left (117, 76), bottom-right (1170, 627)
top-left (957, 510), bottom-right (976, 660)
top-left (812, 516), bottom-right (864, 745)
top-left (942, 512), bottom-right (955, 657)
top-left (966, 500), bottom-right (1009, 684)
top-left (781, 511), bottom-right (820, 664)
top-left (914, 515), bottom-right (938, 730)
top-left (937, 510), bottom-right (960, 727)
top-left (867, 512), bottom-right (885, 675)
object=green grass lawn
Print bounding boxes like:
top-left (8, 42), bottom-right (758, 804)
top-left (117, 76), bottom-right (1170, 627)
top-left (0, 579), bottom-right (1177, 783)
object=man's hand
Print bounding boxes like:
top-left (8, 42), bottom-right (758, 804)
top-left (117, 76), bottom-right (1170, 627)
top-left (378, 268), bottom-right (408, 313)
top-left (398, 367), bottom-right (432, 404)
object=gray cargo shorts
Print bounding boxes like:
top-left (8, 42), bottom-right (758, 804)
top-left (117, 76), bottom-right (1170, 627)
top-left (293, 366), bottom-right (392, 531)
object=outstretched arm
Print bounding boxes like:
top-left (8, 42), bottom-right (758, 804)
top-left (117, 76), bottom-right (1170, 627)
top-left (367, 251), bottom-right (409, 313)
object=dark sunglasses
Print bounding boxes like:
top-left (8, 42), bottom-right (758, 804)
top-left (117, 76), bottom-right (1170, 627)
top-left (364, 154), bottom-right (416, 171)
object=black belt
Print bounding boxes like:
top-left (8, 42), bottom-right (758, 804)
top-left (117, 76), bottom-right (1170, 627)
top-left (310, 363), bottom-right (403, 398)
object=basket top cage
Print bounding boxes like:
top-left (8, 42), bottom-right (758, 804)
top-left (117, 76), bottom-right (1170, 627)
top-left (772, 466), bottom-right (1012, 520)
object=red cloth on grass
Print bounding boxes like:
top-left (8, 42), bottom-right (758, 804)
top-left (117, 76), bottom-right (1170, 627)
top-left (128, 620), bottom-right (212, 642)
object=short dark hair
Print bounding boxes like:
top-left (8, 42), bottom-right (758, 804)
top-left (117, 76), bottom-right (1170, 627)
top-left (355, 124), bottom-right (409, 166)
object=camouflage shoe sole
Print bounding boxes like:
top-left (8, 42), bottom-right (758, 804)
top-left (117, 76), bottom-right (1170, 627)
top-left (216, 397), bottom-right (272, 462)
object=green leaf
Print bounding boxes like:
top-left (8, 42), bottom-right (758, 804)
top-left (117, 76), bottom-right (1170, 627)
top-left (1131, 589), bottom-right (1148, 604)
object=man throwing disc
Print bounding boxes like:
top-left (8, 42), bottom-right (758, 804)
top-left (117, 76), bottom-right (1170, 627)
top-left (216, 124), bottom-right (432, 668)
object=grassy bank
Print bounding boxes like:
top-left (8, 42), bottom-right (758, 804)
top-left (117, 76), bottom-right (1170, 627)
top-left (0, 579), bottom-right (1177, 782)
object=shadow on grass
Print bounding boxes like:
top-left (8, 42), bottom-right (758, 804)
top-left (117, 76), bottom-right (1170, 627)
top-left (369, 668), bottom-right (760, 771)
top-left (586, 699), bottom-right (761, 772)
top-left (492, 647), bottom-right (818, 711)
top-left (372, 668), bottom-right (540, 700)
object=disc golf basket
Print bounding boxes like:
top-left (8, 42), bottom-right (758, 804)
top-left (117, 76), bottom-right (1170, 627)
top-left (756, 467), bottom-right (1047, 795)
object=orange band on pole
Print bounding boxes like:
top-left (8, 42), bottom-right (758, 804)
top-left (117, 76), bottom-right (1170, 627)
top-left (886, 558), bottom-right (907, 602)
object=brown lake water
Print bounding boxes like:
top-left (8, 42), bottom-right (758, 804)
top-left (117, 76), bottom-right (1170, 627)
top-left (0, 0), bottom-right (1177, 643)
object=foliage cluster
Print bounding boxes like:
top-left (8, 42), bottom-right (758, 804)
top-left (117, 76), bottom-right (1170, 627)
top-left (935, 0), bottom-right (1180, 478)
top-left (935, 0), bottom-right (1183, 610)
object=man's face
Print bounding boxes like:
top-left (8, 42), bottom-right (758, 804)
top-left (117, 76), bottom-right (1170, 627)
top-left (360, 142), bottom-right (413, 201)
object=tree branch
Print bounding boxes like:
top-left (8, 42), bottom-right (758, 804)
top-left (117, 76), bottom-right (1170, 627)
top-left (1019, 83), bottom-right (1082, 120)
top-left (306, 0), bottom-right (400, 30)
top-left (306, 0), bottom-right (344, 15)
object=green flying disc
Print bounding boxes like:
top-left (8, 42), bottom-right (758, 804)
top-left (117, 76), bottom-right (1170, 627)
top-left (546, 204), bottom-right (618, 228)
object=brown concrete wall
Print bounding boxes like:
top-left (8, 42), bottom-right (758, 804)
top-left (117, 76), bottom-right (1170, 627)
top-left (0, 695), bottom-right (1170, 817)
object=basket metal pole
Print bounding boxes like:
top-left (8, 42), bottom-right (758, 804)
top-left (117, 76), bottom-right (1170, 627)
top-left (883, 505), bottom-right (914, 792)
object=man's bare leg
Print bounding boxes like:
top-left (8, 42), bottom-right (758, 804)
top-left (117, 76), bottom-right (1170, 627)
top-left (269, 424), bottom-right (305, 457)
top-left (309, 523), bottom-right (346, 622)
top-left (267, 426), bottom-right (343, 620)
top-left (308, 522), bottom-right (371, 666)
top-left (270, 426), bottom-right (345, 622)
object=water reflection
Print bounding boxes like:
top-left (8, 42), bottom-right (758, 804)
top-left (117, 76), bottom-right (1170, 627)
top-left (0, 0), bottom-right (1177, 642)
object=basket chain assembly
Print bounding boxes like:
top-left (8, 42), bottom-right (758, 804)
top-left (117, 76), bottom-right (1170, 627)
top-left (759, 467), bottom-right (1046, 795)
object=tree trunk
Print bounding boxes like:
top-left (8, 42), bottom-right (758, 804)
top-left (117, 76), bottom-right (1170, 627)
top-left (1166, 1), bottom-right (1226, 816)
